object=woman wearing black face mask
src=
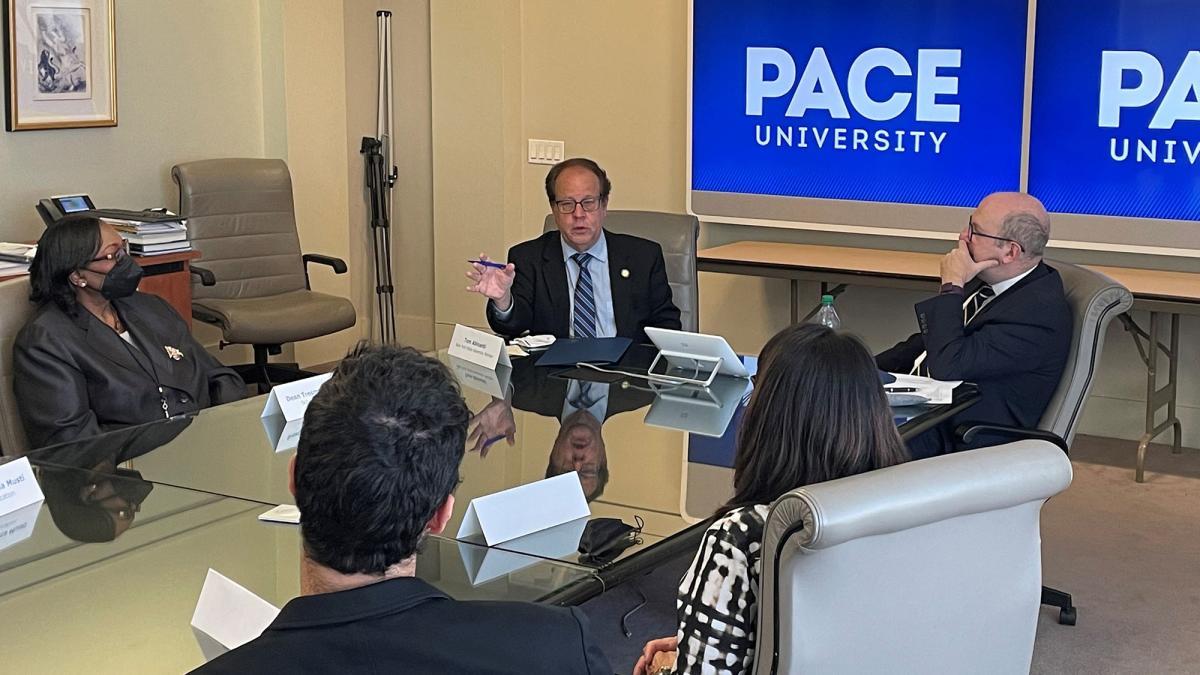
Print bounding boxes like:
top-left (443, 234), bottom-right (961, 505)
top-left (12, 214), bottom-right (245, 449)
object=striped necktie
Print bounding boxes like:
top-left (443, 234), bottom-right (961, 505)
top-left (911, 284), bottom-right (997, 376)
top-left (570, 381), bottom-right (596, 410)
top-left (572, 252), bottom-right (597, 338)
top-left (963, 285), bottom-right (996, 325)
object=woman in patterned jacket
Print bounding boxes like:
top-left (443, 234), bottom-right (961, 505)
top-left (635, 323), bottom-right (909, 675)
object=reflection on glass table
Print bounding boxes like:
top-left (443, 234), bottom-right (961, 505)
top-left (21, 344), bottom-right (978, 602)
top-left (0, 466), bottom-right (597, 674)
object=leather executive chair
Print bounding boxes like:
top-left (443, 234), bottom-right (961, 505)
top-left (753, 440), bottom-right (1073, 675)
top-left (956, 260), bottom-right (1133, 626)
top-left (542, 210), bottom-right (700, 332)
top-left (0, 277), bottom-right (35, 456)
top-left (172, 159), bottom-right (357, 391)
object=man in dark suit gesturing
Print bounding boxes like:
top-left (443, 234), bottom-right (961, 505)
top-left (193, 345), bottom-right (611, 674)
top-left (467, 157), bottom-right (681, 343)
top-left (876, 192), bottom-right (1072, 459)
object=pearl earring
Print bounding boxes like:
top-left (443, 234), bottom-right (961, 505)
top-left (79, 281), bottom-right (87, 287)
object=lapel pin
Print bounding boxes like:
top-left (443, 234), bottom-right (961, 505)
top-left (620, 268), bottom-right (630, 278)
top-left (164, 345), bottom-right (183, 361)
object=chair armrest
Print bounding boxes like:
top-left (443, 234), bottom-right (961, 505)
top-left (955, 424), bottom-right (1069, 455)
top-left (302, 254), bottom-right (348, 274)
top-left (190, 265), bottom-right (216, 287)
top-left (302, 254), bottom-right (348, 290)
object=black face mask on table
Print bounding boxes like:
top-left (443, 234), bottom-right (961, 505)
top-left (98, 254), bottom-right (144, 300)
top-left (577, 515), bottom-right (644, 566)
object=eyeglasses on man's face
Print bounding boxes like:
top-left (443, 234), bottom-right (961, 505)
top-left (554, 196), bottom-right (602, 215)
top-left (967, 220), bottom-right (1024, 252)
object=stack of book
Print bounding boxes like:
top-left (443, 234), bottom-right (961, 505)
top-left (0, 242), bottom-right (36, 276)
top-left (104, 211), bottom-right (191, 256)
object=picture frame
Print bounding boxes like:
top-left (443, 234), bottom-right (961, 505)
top-left (3, 0), bottom-right (116, 131)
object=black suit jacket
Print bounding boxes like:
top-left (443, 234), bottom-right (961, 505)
top-left (487, 230), bottom-right (681, 343)
top-left (13, 293), bottom-right (244, 449)
top-left (876, 262), bottom-right (1072, 456)
top-left (191, 576), bottom-right (612, 675)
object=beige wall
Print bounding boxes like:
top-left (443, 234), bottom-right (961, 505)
top-left (277, 0), bottom-right (363, 366)
top-left (426, 0), bottom-right (1200, 448)
top-left (430, 0), bottom-right (524, 345)
top-left (0, 0), bottom-right (267, 242)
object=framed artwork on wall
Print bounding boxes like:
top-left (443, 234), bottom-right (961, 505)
top-left (3, 0), bottom-right (116, 131)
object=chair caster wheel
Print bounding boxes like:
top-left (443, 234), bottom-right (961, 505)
top-left (1058, 607), bottom-right (1077, 626)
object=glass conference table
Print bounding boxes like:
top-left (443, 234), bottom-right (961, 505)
top-left (0, 461), bottom-right (592, 673)
top-left (5, 344), bottom-right (976, 670)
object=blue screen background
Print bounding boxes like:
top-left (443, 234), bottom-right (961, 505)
top-left (691, 0), bottom-right (1028, 208)
top-left (1028, 0), bottom-right (1200, 221)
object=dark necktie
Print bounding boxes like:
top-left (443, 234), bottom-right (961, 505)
top-left (572, 252), bottom-right (597, 339)
top-left (964, 285), bottom-right (996, 325)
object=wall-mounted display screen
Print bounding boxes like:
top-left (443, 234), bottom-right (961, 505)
top-left (692, 0), bottom-right (1026, 209)
top-left (689, 0), bottom-right (1200, 254)
top-left (1029, 0), bottom-right (1200, 223)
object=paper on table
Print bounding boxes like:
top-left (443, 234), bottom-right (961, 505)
top-left (886, 373), bottom-right (962, 405)
top-left (512, 334), bottom-right (556, 350)
top-left (191, 569), bottom-right (280, 662)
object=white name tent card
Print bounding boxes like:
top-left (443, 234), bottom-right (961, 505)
top-left (448, 324), bottom-right (511, 369)
top-left (449, 356), bottom-right (512, 400)
top-left (0, 501), bottom-right (43, 554)
top-left (191, 569), bottom-right (281, 662)
top-left (457, 471), bottom-right (590, 546)
top-left (489, 515), bottom-right (588, 560)
top-left (457, 542), bottom-right (542, 586)
top-left (0, 457), bottom-right (44, 517)
top-left (261, 414), bottom-right (303, 453)
top-left (258, 504), bottom-right (301, 524)
top-left (261, 372), bottom-right (334, 422)
top-left (458, 518), bottom-right (588, 586)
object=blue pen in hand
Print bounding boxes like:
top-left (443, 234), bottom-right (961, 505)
top-left (482, 434), bottom-right (506, 449)
top-left (468, 259), bottom-right (508, 269)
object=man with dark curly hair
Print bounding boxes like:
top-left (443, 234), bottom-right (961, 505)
top-left (193, 344), bottom-right (611, 674)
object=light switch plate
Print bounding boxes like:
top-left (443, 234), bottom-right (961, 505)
top-left (528, 139), bottom-right (565, 165)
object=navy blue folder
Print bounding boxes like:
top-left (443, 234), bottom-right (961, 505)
top-left (535, 337), bottom-right (633, 367)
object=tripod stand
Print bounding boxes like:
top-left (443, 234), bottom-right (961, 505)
top-left (360, 10), bottom-right (398, 344)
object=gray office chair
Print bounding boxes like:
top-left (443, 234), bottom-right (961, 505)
top-left (172, 159), bottom-right (357, 391)
top-left (753, 440), bottom-right (1073, 675)
top-left (542, 210), bottom-right (700, 332)
top-left (0, 277), bottom-right (34, 456)
top-left (958, 260), bottom-right (1133, 625)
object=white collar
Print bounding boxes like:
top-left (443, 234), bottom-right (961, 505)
top-left (987, 263), bottom-right (1037, 297)
top-left (561, 231), bottom-right (608, 264)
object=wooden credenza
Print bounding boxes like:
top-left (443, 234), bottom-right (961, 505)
top-left (133, 250), bottom-right (202, 327)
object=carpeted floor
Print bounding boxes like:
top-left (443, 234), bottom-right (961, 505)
top-left (581, 434), bottom-right (1200, 674)
top-left (1033, 435), bottom-right (1200, 674)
